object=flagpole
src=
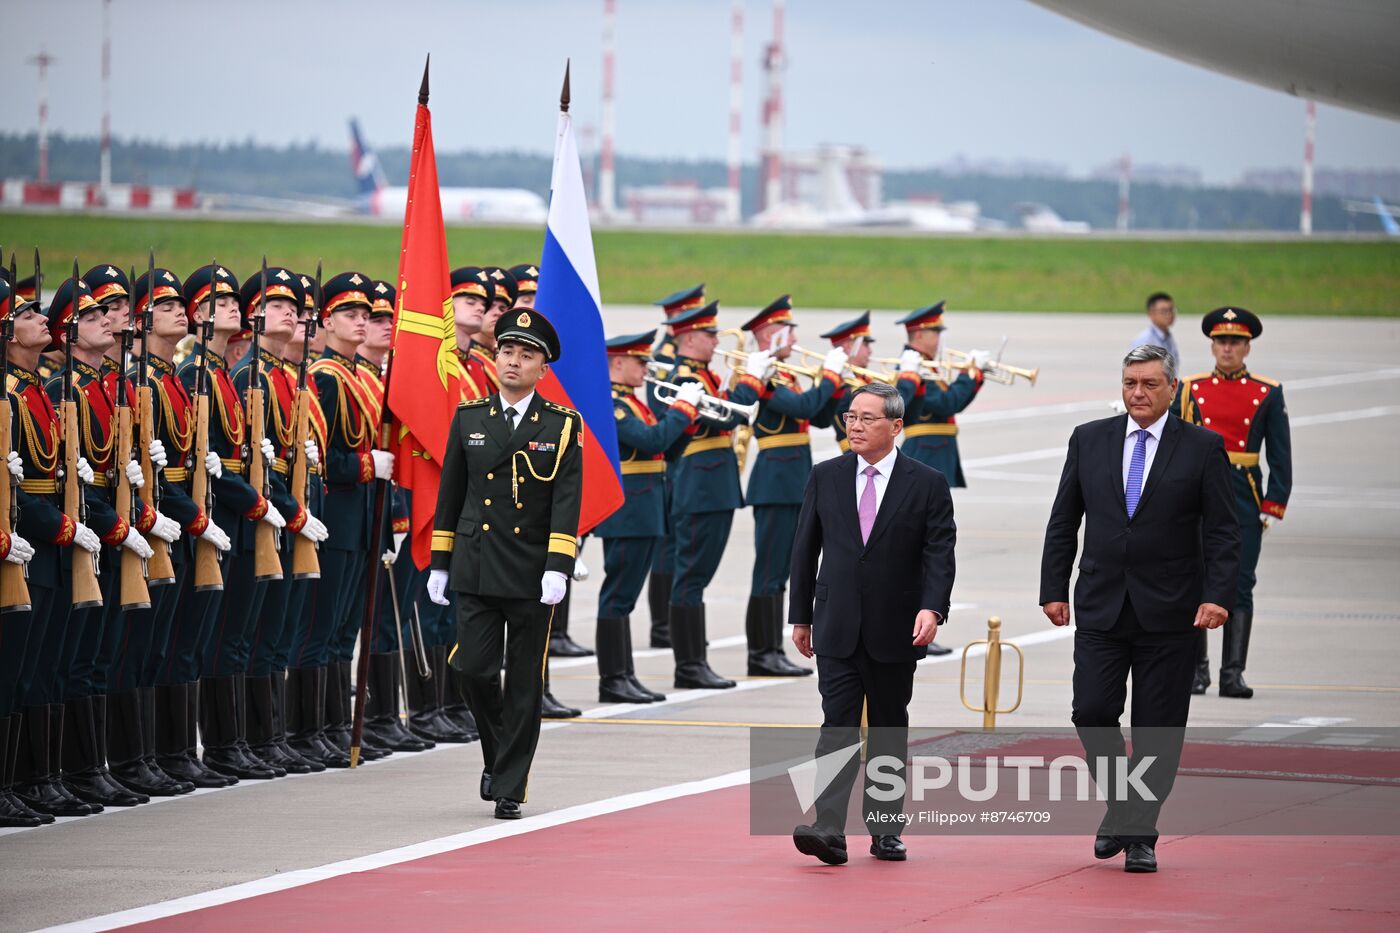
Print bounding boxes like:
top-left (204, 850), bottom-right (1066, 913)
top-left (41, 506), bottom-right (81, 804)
top-left (348, 54), bottom-right (429, 769)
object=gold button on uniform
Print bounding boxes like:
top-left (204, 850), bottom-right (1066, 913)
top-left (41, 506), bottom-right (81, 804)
top-left (482, 523), bottom-right (491, 531)
top-left (514, 527), bottom-right (521, 534)
top-left (484, 498), bottom-right (492, 506)
top-left (516, 502), bottom-right (523, 510)
top-left (487, 472), bottom-right (494, 480)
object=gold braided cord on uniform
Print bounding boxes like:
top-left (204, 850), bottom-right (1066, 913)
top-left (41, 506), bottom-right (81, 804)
top-left (511, 415), bottom-right (575, 506)
top-left (76, 385), bottom-right (116, 467)
top-left (152, 377), bottom-right (195, 455)
top-left (211, 372), bottom-right (246, 448)
top-left (310, 359), bottom-right (374, 449)
top-left (16, 394), bottom-right (60, 476)
top-left (269, 382), bottom-right (296, 448)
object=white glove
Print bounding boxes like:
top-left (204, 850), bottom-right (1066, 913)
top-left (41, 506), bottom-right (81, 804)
top-left (1109, 399), bottom-right (1128, 414)
top-left (427, 568), bottom-right (450, 606)
top-left (540, 570), bottom-right (567, 606)
top-left (199, 521), bottom-right (232, 552)
top-left (148, 439), bottom-right (168, 469)
top-left (299, 513), bottom-right (329, 543)
top-left (304, 440), bottom-right (320, 467)
top-left (968, 349), bottom-right (992, 370)
top-left (822, 346), bottom-right (849, 375)
top-left (204, 450), bottom-right (223, 480)
top-left (73, 522), bottom-right (101, 554)
top-left (125, 459), bottom-right (145, 489)
top-left (120, 527), bottom-right (154, 559)
top-left (260, 437), bottom-right (275, 463)
top-left (382, 531), bottom-right (406, 564)
top-left (6, 452), bottom-right (23, 481)
top-left (76, 457), bottom-right (95, 485)
top-left (1260, 513), bottom-right (1273, 534)
top-left (149, 511), bottom-right (181, 543)
top-left (745, 350), bottom-right (773, 379)
top-left (572, 552), bottom-right (590, 583)
top-left (899, 349), bottom-right (922, 373)
top-left (675, 381), bottom-right (704, 409)
top-left (371, 449), bottom-right (394, 481)
top-left (5, 532), bottom-right (34, 564)
top-left (262, 502), bottom-right (286, 529)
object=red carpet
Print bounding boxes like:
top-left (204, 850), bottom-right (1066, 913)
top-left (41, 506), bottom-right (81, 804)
top-left (121, 783), bottom-right (1400, 932)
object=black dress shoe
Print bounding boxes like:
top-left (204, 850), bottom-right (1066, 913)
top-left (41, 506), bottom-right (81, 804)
top-left (869, 835), bottom-right (907, 861)
top-left (480, 771), bottom-right (493, 801)
top-left (541, 691), bottom-right (582, 719)
top-left (64, 771), bottom-right (147, 807)
top-left (674, 662), bottom-right (736, 691)
top-left (747, 652), bottom-right (813, 677)
top-left (792, 825), bottom-right (848, 865)
top-left (1124, 842), bottom-right (1158, 873)
top-left (599, 675), bottom-right (657, 705)
top-left (926, 643), bottom-right (953, 657)
top-left (1219, 673), bottom-right (1254, 699)
top-left (494, 798), bottom-right (521, 820)
top-left (1094, 834), bottom-right (1125, 859)
top-left (548, 634), bottom-right (594, 658)
top-left (625, 674), bottom-right (665, 703)
top-left (1191, 663), bottom-right (1211, 695)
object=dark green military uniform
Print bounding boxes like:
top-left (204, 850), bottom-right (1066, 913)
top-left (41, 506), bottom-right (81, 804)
top-left (431, 310), bottom-right (582, 808)
top-left (895, 303), bottom-right (984, 487)
top-left (1172, 306), bottom-right (1291, 699)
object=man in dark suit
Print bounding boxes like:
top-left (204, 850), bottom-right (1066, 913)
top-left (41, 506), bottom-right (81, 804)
top-left (1040, 343), bottom-right (1240, 873)
top-left (788, 382), bottom-right (957, 865)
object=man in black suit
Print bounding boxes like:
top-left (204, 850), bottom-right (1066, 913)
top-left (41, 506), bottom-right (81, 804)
top-left (788, 382), bottom-right (956, 865)
top-left (1040, 344), bottom-right (1240, 873)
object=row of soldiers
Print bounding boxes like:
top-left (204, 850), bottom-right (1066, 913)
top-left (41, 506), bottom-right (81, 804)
top-left (591, 290), bottom-right (990, 701)
top-left (0, 256), bottom-right (563, 828)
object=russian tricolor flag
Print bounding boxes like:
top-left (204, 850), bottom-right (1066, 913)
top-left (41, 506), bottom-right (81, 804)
top-left (534, 81), bottom-right (625, 534)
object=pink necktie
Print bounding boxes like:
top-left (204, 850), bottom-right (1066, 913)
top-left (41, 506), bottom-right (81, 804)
top-left (859, 464), bottom-right (879, 544)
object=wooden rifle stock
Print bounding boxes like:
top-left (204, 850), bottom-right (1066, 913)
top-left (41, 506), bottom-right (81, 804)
top-left (137, 384), bottom-right (176, 584)
top-left (62, 397), bottom-right (104, 608)
top-left (113, 402), bottom-right (150, 609)
top-left (0, 409), bottom-right (31, 612)
top-left (190, 392), bottom-right (222, 590)
top-left (290, 386), bottom-right (319, 579)
top-left (246, 384), bottom-right (282, 581)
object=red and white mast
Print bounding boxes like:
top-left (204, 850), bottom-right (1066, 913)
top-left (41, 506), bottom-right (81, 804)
top-left (100, 0), bottom-right (113, 204)
top-left (598, 0), bottom-right (618, 217)
top-left (760, 0), bottom-right (784, 212)
top-left (29, 50), bottom-right (55, 184)
top-left (727, 0), bottom-right (744, 221)
top-left (1300, 100), bottom-right (1316, 235)
top-left (1116, 152), bottom-right (1131, 232)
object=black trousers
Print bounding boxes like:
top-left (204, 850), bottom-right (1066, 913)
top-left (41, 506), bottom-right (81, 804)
top-left (450, 592), bottom-right (555, 804)
top-left (812, 637), bottom-right (916, 838)
top-left (1072, 595), bottom-right (1197, 845)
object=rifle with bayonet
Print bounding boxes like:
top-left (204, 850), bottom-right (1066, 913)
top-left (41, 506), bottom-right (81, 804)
top-left (61, 257), bottom-right (104, 608)
top-left (289, 262), bottom-right (321, 580)
top-left (246, 258), bottom-right (282, 581)
top-left (113, 272), bottom-right (150, 610)
top-left (190, 260), bottom-right (222, 591)
top-left (136, 251), bottom-right (176, 584)
top-left (0, 252), bottom-right (32, 612)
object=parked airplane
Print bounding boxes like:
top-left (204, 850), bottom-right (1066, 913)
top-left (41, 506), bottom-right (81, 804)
top-left (349, 119), bottom-right (548, 224)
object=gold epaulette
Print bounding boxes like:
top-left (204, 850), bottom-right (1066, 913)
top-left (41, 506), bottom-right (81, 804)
top-left (458, 396), bottom-right (491, 409)
top-left (674, 364), bottom-right (692, 377)
top-left (543, 400), bottom-right (579, 418)
top-left (1250, 373), bottom-right (1280, 387)
top-left (1183, 372), bottom-right (1212, 385)
top-left (6, 375), bottom-right (19, 393)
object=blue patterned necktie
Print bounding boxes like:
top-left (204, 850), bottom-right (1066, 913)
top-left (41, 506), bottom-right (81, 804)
top-left (1125, 429), bottom-right (1149, 517)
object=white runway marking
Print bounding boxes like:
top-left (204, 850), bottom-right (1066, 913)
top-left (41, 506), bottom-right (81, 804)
top-left (1289, 405), bottom-right (1400, 427)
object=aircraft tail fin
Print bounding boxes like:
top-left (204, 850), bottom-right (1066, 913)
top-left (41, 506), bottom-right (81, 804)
top-left (349, 118), bottom-right (388, 195)
top-left (1375, 196), bottom-right (1399, 236)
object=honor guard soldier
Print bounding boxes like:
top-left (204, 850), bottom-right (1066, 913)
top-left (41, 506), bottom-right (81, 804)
top-left (593, 330), bottom-right (703, 703)
top-left (508, 264), bottom-right (539, 308)
top-left (5, 278), bottom-right (105, 819)
top-left (644, 283), bottom-right (706, 648)
top-left (737, 296), bottom-right (845, 676)
top-left (894, 302), bottom-right (987, 489)
top-left (450, 266), bottom-right (495, 397)
top-left (48, 270), bottom-right (155, 808)
top-left (299, 272), bottom-right (394, 761)
top-left (662, 301), bottom-right (766, 689)
top-left (822, 311), bottom-right (902, 453)
top-left (426, 308), bottom-right (582, 820)
top-left (1173, 306), bottom-right (1291, 698)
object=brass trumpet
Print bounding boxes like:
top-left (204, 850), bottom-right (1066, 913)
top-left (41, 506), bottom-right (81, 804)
top-left (646, 376), bottom-right (760, 426)
top-left (790, 345), bottom-right (897, 388)
top-left (941, 347), bottom-right (1038, 386)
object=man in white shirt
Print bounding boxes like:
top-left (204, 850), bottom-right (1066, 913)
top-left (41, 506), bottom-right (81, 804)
top-left (1129, 292), bottom-right (1180, 372)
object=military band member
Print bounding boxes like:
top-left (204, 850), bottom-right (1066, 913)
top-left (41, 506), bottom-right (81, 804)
top-left (661, 301), bottom-right (766, 689)
top-left (644, 283), bottom-right (706, 648)
top-left (822, 311), bottom-right (902, 453)
top-left (298, 273), bottom-right (394, 761)
top-left (1174, 306), bottom-right (1291, 699)
top-left (895, 302), bottom-right (987, 488)
top-left (593, 330), bottom-right (703, 703)
top-left (737, 296), bottom-right (844, 676)
top-left (426, 308), bottom-right (582, 819)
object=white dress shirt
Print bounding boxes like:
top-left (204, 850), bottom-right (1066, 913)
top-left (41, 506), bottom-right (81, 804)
top-left (1129, 323), bottom-right (1180, 371)
top-left (1123, 410), bottom-right (1169, 495)
top-left (500, 391), bottom-right (535, 429)
top-left (855, 446), bottom-right (900, 516)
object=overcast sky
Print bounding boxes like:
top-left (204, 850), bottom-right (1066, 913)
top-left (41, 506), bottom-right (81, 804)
top-left (2, 0), bottom-right (1397, 184)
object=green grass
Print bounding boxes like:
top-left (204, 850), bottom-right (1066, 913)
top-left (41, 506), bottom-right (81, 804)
top-left (2, 212), bottom-right (1397, 315)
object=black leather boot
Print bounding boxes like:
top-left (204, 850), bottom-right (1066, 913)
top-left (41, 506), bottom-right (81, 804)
top-left (363, 654), bottom-right (433, 752)
top-left (246, 673), bottom-right (313, 773)
top-left (1220, 610), bottom-right (1254, 698)
top-left (107, 689), bottom-right (182, 797)
top-left (233, 673), bottom-right (286, 776)
top-left (264, 671), bottom-right (323, 773)
top-left (1191, 629), bottom-right (1211, 695)
top-left (168, 682), bottom-right (236, 788)
top-left (620, 615), bottom-right (665, 701)
top-left (437, 646), bottom-right (481, 739)
top-left (61, 695), bottom-right (145, 807)
top-left (765, 593), bottom-right (812, 676)
top-left (747, 595), bottom-right (811, 677)
top-left (404, 650), bottom-right (462, 743)
top-left (202, 676), bottom-right (277, 780)
top-left (548, 589), bottom-right (592, 657)
top-left (14, 705), bottom-right (98, 817)
top-left (597, 617), bottom-right (655, 703)
top-left (142, 686), bottom-right (194, 794)
top-left (0, 713), bottom-right (44, 827)
top-left (287, 667), bottom-right (350, 768)
top-left (336, 660), bottom-right (390, 760)
top-left (672, 604), bottom-right (736, 690)
top-left (541, 662), bottom-right (582, 719)
top-left (648, 572), bottom-right (673, 648)
top-left (90, 694), bottom-right (150, 803)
